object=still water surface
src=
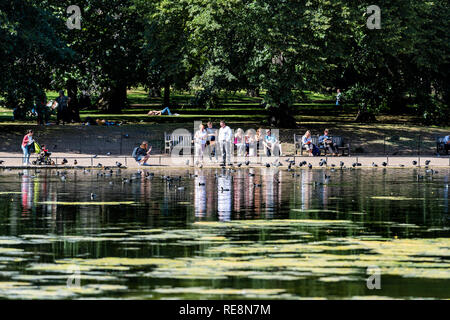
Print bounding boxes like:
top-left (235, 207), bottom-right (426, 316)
top-left (0, 167), bottom-right (449, 299)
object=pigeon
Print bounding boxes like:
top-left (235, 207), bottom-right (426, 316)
top-left (249, 173), bottom-right (255, 177)
top-left (90, 193), bottom-right (96, 200)
top-left (340, 161), bottom-right (344, 168)
top-left (319, 159), bottom-right (327, 167)
top-left (245, 161), bottom-right (250, 166)
top-left (0, 160), bottom-right (4, 165)
top-left (74, 160), bottom-right (78, 165)
top-left (352, 163), bottom-right (357, 168)
top-left (198, 182), bottom-right (206, 186)
top-left (220, 186), bottom-right (230, 192)
top-left (237, 163), bottom-right (242, 168)
top-left (116, 162), bottom-right (122, 168)
top-left (97, 163), bottom-right (103, 168)
top-left (61, 158), bottom-right (68, 165)
top-left (93, 155), bottom-right (98, 158)
top-left (265, 163), bottom-right (270, 168)
top-left (308, 163), bottom-right (313, 169)
top-left (106, 152), bottom-right (111, 156)
top-left (372, 162), bottom-right (378, 167)
top-left (425, 160), bottom-right (431, 165)
top-left (382, 162), bottom-right (387, 167)
top-left (412, 160), bottom-right (417, 166)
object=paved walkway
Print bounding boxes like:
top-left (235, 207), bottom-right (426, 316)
top-left (1, 152), bottom-right (449, 169)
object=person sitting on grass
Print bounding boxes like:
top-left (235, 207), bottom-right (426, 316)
top-left (319, 128), bottom-right (339, 156)
top-left (133, 141), bottom-right (152, 166)
top-left (302, 130), bottom-right (314, 157)
top-left (147, 107), bottom-right (179, 116)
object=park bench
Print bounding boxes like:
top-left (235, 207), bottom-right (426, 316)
top-left (436, 136), bottom-right (449, 155)
top-left (294, 134), bottom-right (351, 156)
top-left (164, 132), bottom-right (194, 154)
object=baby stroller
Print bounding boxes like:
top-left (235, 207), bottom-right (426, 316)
top-left (31, 142), bottom-right (52, 165)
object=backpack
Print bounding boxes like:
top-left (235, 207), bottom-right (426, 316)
top-left (312, 144), bottom-right (321, 156)
top-left (131, 146), bottom-right (139, 159)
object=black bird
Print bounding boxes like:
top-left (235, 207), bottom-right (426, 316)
top-left (372, 162), bottom-right (378, 167)
top-left (198, 182), bottom-right (206, 186)
top-left (265, 163), bottom-right (270, 168)
top-left (357, 163), bottom-right (362, 167)
top-left (340, 161), bottom-right (344, 168)
top-left (412, 160), bottom-right (417, 166)
top-left (92, 155), bottom-right (98, 158)
top-left (308, 163), bottom-right (313, 169)
top-left (221, 186), bottom-right (230, 192)
top-left (382, 162), bottom-right (387, 167)
top-left (254, 183), bottom-right (262, 187)
top-left (245, 161), bottom-right (250, 166)
top-left (0, 160), bottom-right (4, 165)
top-left (106, 152), bottom-right (111, 156)
top-left (319, 159), bottom-right (327, 167)
top-left (74, 160), bottom-right (78, 165)
top-left (249, 173), bottom-right (255, 177)
top-left (237, 163), bottom-right (242, 168)
top-left (352, 163), bottom-right (357, 168)
top-left (61, 158), bottom-right (68, 165)
top-left (425, 160), bottom-right (431, 165)
top-left (97, 163), bottom-right (103, 168)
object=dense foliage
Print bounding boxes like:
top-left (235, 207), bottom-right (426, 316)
top-left (0, 0), bottom-right (448, 126)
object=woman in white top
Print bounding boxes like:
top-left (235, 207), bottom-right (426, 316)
top-left (234, 128), bottom-right (246, 158)
top-left (194, 123), bottom-right (208, 165)
top-left (302, 130), bottom-right (314, 157)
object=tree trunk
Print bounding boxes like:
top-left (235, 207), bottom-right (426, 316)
top-left (163, 82), bottom-right (171, 107)
top-left (267, 103), bottom-right (297, 128)
top-left (99, 82), bottom-right (127, 113)
top-left (355, 106), bottom-right (377, 122)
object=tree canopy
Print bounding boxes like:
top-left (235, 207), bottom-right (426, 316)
top-left (1, 0), bottom-right (448, 126)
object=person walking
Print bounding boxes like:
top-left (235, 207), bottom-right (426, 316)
top-left (218, 120), bottom-right (232, 166)
top-left (194, 123), bottom-right (208, 166)
top-left (336, 89), bottom-right (342, 106)
top-left (21, 130), bottom-right (34, 165)
top-left (55, 90), bottom-right (70, 125)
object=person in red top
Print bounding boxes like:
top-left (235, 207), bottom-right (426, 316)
top-left (21, 130), bottom-right (34, 165)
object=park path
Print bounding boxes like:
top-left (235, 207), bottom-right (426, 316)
top-left (1, 152), bottom-right (449, 169)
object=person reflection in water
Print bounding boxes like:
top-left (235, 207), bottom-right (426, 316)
top-left (21, 170), bottom-right (33, 214)
top-left (217, 174), bottom-right (232, 221)
top-left (194, 170), bottom-right (207, 218)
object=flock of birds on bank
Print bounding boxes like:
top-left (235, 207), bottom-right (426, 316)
top-left (2, 157), bottom-right (443, 202)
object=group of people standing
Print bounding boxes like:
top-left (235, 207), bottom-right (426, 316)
top-left (193, 121), bottom-right (282, 166)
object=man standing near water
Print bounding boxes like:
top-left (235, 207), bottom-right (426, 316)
top-left (218, 120), bottom-right (232, 166)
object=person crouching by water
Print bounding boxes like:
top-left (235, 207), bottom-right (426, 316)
top-left (21, 130), bottom-right (34, 165)
top-left (133, 141), bottom-right (152, 166)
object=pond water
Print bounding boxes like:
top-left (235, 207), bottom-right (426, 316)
top-left (0, 167), bottom-right (449, 300)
